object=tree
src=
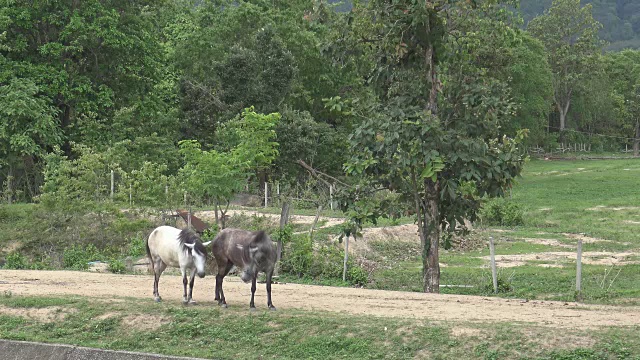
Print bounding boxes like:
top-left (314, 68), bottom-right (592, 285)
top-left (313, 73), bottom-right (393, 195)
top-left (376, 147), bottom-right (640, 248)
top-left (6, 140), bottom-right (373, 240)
top-left (604, 50), bottom-right (640, 156)
top-left (0, 0), bottom-right (168, 149)
top-left (0, 78), bottom-right (62, 202)
top-left (528, 0), bottom-right (604, 131)
top-left (343, 0), bottom-right (527, 293)
top-left (179, 108), bottom-right (280, 227)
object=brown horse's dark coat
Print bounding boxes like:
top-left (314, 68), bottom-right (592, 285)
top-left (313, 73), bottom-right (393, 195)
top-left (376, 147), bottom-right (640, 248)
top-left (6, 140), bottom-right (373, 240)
top-left (211, 228), bottom-right (277, 310)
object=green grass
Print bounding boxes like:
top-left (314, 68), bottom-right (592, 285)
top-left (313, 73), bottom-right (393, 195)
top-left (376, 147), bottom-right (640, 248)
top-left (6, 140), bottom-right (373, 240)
top-left (512, 158), bottom-right (640, 245)
top-left (0, 294), bottom-right (638, 359)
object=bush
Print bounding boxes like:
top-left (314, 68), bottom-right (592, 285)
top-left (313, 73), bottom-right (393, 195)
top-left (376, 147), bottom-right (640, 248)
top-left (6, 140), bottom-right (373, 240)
top-left (347, 266), bottom-right (369, 286)
top-left (63, 244), bottom-right (101, 270)
top-left (280, 234), bottom-right (313, 277)
top-left (127, 236), bottom-right (147, 258)
top-left (201, 224), bottom-right (219, 242)
top-left (107, 259), bottom-right (126, 274)
top-left (281, 234), bottom-right (369, 286)
top-left (3, 252), bottom-right (27, 269)
top-left (480, 198), bottom-right (524, 227)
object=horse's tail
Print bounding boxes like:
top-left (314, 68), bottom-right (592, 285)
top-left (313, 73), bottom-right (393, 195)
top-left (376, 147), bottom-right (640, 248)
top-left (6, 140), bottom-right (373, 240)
top-left (145, 230), bottom-right (154, 274)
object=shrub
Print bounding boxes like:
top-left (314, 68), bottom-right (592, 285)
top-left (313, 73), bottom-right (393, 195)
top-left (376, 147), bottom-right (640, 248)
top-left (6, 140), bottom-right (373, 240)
top-left (480, 198), bottom-right (524, 227)
top-left (107, 259), bottom-right (126, 274)
top-left (347, 266), bottom-right (369, 286)
top-left (280, 234), bottom-right (313, 277)
top-left (201, 224), bottom-right (220, 242)
top-left (127, 236), bottom-right (147, 258)
top-left (63, 244), bottom-right (101, 270)
top-left (280, 234), bottom-right (369, 286)
top-left (3, 252), bottom-right (27, 269)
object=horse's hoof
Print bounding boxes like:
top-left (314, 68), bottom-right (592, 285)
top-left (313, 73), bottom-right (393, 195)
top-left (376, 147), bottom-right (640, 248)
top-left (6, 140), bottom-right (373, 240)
top-left (269, 306), bottom-right (277, 311)
top-left (219, 303), bottom-right (228, 309)
top-left (188, 299), bottom-right (197, 305)
top-left (249, 307), bottom-right (256, 312)
top-left (154, 297), bottom-right (162, 303)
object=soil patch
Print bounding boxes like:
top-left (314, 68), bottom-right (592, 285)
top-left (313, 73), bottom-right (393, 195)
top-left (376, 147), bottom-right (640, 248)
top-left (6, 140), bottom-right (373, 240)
top-left (0, 305), bottom-right (77, 323)
top-left (121, 314), bottom-right (169, 332)
top-left (1, 270), bottom-right (640, 329)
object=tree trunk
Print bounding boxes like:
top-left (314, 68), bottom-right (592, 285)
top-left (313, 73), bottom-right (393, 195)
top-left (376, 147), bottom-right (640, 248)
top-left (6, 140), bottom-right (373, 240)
top-left (557, 102), bottom-right (566, 131)
top-left (6, 165), bottom-right (13, 205)
top-left (634, 120), bottom-right (639, 158)
top-left (213, 200), bottom-right (220, 226)
top-left (556, 90), bottom-right (572, 131)
top-left (278, 202), bottom-right (290, 262)
top-left (421, 180), bottom-right (440, 293)
top-left (308, 205), bottom-right (323, 240)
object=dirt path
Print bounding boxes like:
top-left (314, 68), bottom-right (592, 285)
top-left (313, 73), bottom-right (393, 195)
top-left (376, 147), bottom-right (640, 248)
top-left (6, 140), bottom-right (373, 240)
top-left (1, 270), bottom-right (639, 329)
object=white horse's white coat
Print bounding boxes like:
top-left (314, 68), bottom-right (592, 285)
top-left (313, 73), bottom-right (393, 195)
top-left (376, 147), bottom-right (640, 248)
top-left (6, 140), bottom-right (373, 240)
top-left (146, 225), bottom-right (211, 303)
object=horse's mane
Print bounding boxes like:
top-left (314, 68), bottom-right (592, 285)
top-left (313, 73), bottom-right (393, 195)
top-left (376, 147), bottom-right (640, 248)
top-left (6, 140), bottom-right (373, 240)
top-left (178, 229), bottom-right (207, 257)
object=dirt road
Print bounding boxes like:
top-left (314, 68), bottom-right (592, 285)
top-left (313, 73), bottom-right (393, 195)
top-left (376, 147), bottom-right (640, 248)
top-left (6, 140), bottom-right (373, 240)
top-left (1, 270), bottom-right (639, 329)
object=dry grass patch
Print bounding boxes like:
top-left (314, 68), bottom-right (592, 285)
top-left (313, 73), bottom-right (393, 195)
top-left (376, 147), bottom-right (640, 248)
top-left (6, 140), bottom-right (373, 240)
top-left (0, 305), bottom-right (77, 323)
top-left (121, 314), bottom-right (169, 332)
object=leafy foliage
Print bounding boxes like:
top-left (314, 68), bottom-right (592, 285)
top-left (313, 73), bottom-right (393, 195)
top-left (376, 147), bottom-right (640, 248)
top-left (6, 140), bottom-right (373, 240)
top-left (63, 244), bottom-right (101, 270)
top-left (480, 198), bottom-right (525, 227)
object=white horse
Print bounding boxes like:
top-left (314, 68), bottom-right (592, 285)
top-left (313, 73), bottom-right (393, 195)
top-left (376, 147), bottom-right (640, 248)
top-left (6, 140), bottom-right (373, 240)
top-left (146, 226), bottom-right (211, 304)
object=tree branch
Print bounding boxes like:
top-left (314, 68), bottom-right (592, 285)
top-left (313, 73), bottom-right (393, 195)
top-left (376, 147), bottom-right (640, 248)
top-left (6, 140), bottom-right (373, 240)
top-left (296, 159), bottom-right (349, 187)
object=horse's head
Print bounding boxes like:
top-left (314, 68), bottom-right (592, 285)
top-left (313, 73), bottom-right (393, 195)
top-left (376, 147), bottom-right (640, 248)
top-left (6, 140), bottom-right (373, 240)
top-left (240, 232), bottom-right (276, 283)
top-left (185, 240), bottom-right (211, 278)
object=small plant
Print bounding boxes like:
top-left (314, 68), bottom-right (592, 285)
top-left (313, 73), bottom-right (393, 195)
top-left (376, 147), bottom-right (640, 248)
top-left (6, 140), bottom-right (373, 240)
top-left (280, 234), bottom-right (313, 277)
top-left (107, 259), bottom-right (126, 274)
top-left (201, 224), bottom-right (219, 242)
top-left (2, 290), bottom-right (12, 298)
top-left (3, 252), bottom-right (27, 269)
top-left (126, 235), bottom-right (147, 258)
top-left (480, 198), bottom-right (524, 227)
top-left (63, 244), bottom-right (101, 270)
top-left (272, 224), bottom-right (293, 245)
top-left (347, 265), bottom-right (369, 286)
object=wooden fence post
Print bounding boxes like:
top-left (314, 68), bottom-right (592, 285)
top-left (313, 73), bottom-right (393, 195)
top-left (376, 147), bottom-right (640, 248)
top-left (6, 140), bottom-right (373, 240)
top-left (343, 235), bottom-right (350, 282)
top-left (576, 239), bottom-right (583, 301)
top-left (489, 237), bottom-right (498, 294)
top-left (110, 170), bottom-right (114, 200)
top-left (264, 182), bottom-right (268, 208)
top-left (308, 205), bottom-right (323, 240)
top-left (329, 185), bottom-right (334, 211)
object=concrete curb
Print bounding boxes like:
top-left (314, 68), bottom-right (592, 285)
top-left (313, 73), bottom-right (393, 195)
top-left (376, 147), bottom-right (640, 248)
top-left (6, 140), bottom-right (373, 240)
top-left (0, 339), bottom-right (212, 360)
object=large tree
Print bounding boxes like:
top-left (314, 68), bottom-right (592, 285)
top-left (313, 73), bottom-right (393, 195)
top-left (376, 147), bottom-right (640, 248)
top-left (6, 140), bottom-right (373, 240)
top-left (343, 0), bottom-right (527, 292)
top-left (528, 0), bottom-right (604, 131)
top-left (604, 50), bottom-right (640, 156)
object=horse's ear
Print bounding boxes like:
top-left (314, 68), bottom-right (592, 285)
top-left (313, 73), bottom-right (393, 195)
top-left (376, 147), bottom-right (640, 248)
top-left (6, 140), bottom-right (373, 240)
top-left (202, 241), bottom-right (212, 247)
top-left (184, 243), bottom-right (195, 249)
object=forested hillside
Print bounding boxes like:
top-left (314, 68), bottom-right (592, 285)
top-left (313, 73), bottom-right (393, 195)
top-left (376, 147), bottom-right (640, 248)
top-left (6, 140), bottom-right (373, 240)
top-left (330, 0), bottom-right (640, 50)
top-left (520, 0), bottom-right (640, 50)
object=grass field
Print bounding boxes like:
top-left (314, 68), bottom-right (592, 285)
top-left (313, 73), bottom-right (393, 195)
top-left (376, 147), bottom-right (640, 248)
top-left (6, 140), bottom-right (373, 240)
top-left (0, 294), bottom-right (638, 360)
top-left (367, 158), bottom-right (640, 304)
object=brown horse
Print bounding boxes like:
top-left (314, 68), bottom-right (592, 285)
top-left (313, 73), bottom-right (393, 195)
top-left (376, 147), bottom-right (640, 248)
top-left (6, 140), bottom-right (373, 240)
top-left (211, 228), bottom-right (277, 310)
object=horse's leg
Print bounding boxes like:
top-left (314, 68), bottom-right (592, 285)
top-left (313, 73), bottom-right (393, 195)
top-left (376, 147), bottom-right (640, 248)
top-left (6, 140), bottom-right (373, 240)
top-left (216, 262), bottom-right (234, 308)
top-left (214, 259), bottom-right (225, 302)
top-left (266, 268), bottom-right (276, 310)
top-left (249, 275), bottom-right (257, 310)
top-left (154, 261), bottom-right (167, 302)
top-left (181, 268), bottom-right (189, 304)
top-left (187, 269), bottom-right (196, 304)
